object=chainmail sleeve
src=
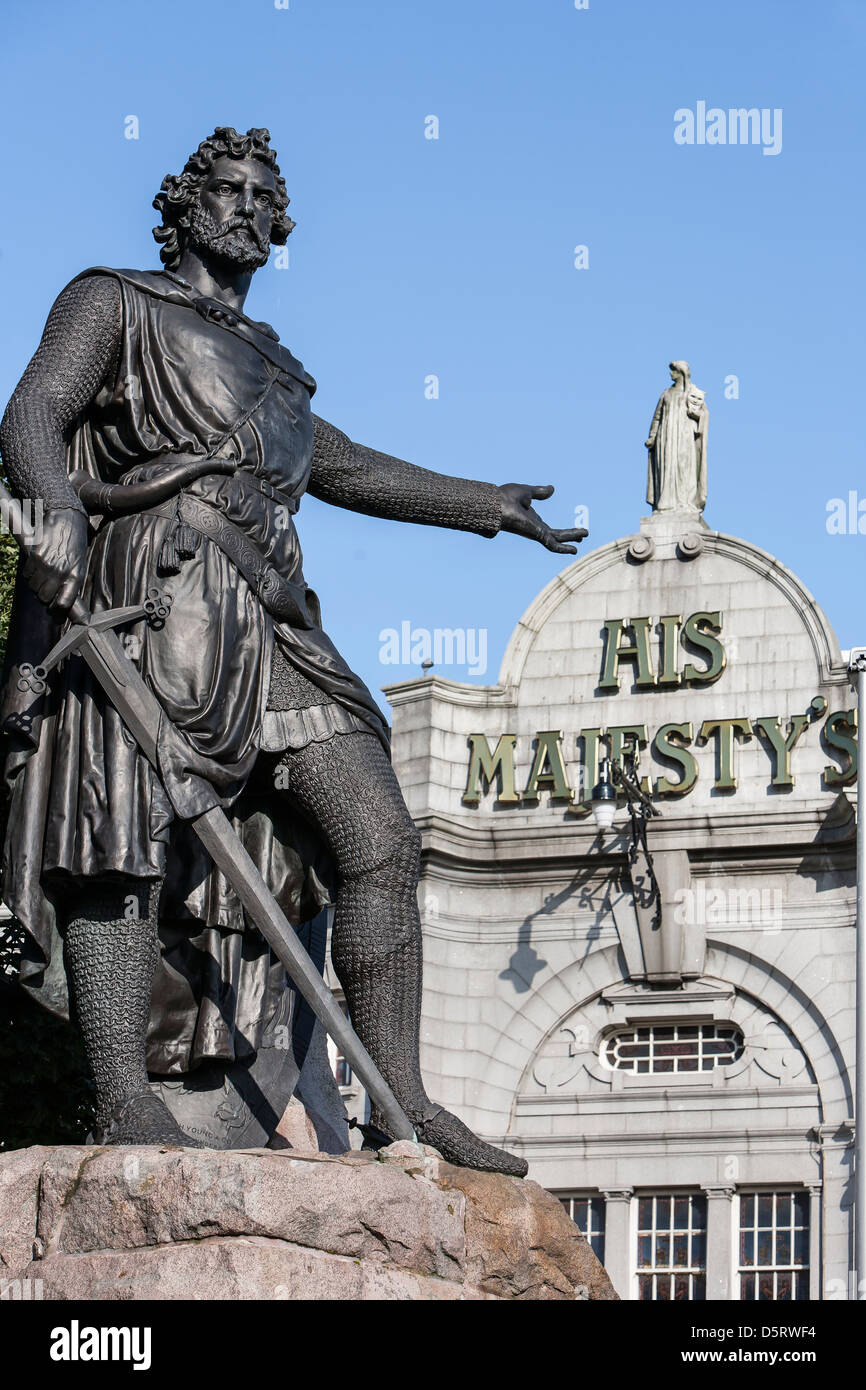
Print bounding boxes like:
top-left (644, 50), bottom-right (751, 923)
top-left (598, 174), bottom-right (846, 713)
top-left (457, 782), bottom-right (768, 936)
top-left (308, 415), bottom-right (503, 538)
top-left (0, 275), bottom-right (122, 511)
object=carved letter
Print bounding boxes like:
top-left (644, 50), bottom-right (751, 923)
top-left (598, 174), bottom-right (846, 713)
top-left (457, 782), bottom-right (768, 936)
top-left (462, 734), bottom-right (519, 805)
top-left (600, 617), bottom-right (656, 690)
top-left (522, 730), bottom-right (574, 803)
top-left (653, 722), bottom-right (698, 797)
top-left (698, 717), bottom-right (753, 791)
top-left (682, 611), bottom-right (725, 684)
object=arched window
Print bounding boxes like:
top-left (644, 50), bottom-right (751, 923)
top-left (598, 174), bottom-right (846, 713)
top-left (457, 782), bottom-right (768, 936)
top-left (602, 1023), bottom-right (744, 1075)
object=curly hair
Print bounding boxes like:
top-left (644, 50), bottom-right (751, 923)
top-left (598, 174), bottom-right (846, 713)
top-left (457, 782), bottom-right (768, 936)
top-left (152, 126), bottom-right (295, 270)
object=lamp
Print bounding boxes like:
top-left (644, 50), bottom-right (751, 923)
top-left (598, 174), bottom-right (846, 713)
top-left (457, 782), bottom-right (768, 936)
top-left (591, 756), bottom-right (617, 831)
top-left (591, 749), bottom-right (662, 926)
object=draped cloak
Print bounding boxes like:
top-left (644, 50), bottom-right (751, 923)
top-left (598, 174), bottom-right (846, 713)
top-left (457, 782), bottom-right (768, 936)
top-left (645, 382), bottom-right (708, 514)
top-left (0, 267), bottom-right (389, 1075)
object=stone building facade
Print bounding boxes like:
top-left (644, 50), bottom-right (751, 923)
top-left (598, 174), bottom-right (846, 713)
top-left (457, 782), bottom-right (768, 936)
top-left (380, 506), bottom-right (857, 1301)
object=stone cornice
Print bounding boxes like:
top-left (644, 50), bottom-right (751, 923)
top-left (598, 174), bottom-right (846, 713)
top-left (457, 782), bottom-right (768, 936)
top-left (412, 805), bottom-right (856, 871)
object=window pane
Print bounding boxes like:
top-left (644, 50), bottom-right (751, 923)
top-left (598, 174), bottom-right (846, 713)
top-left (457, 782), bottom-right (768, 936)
top-left (738, 1192), bottom-right (810, 1303)
top-left (793, 1192), bottom-right (809, 1226)
top-left (605, 1022), bottom-right (743, 1074)
top-left (638, 1275), bottom-right (653, 1300)
top-left (740, 1273), bottom-right (755, 1301)
top-left (636, 1192), bottom-right (707, 1302)
top-left (573, 1199), bottom-right (587, 1229)
top-left (692, 1275), bottom-right (706, 1301)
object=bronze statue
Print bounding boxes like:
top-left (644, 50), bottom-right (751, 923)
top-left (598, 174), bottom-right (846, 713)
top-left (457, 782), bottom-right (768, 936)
top-left (0, 127), bottom-right (585, 1174)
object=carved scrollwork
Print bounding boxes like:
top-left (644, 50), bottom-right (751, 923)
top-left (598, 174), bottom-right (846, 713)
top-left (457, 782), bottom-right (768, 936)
top-left (627, 535), bottom-right (655, 564)
top-left (677, 532), bottom-right (704, 560)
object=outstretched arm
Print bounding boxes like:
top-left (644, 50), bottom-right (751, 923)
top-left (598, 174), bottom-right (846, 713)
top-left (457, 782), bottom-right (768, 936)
top-left (0, 275), bottom-right (122, 610)
top-left (309, 416), bottom-right (586, 554)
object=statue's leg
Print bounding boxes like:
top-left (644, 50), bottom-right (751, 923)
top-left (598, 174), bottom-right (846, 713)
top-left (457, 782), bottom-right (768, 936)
top-left (64, 879), bottom-right (203, 1146)
top-left (275, 730), bottom-right (528, 1177)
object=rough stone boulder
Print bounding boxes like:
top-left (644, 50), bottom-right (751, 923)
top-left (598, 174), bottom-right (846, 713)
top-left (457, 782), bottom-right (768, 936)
top-left (0, 1141), bottom-right (617, 1301)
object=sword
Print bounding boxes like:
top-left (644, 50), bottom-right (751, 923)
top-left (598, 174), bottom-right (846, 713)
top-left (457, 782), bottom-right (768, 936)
top-left (0, 484), bottom-right (415, 1143)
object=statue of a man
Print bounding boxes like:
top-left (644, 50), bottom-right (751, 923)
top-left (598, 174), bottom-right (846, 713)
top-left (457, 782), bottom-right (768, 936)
top-left (644, 360), bottom-right (708, 514)
top-left (0, 128), bottom-right (584, 1174)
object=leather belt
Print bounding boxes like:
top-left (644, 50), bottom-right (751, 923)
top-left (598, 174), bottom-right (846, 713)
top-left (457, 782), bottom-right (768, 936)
top-left (146, 493), bottom-right (314, 630)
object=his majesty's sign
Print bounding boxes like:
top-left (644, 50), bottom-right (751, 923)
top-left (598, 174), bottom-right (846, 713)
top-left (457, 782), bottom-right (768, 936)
top-left (461, 607), bottom-right (856, 813)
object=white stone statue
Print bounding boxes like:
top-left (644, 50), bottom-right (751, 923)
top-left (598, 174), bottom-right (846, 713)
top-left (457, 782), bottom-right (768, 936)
top-left (645, 361), bottom-right (708, 515)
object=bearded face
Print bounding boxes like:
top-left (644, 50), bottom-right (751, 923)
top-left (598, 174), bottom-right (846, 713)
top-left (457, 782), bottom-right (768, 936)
top-left (182, 154), bottom-right (279, 274)
top-left (186, 199), bottom-right (271, 272)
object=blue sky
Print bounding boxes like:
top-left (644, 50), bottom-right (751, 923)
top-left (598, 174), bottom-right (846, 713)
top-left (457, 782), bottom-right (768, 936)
top-left (1, 0), bottom-right (863, 702)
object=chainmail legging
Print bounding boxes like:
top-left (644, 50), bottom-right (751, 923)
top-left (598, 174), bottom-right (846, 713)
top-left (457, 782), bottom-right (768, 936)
top-left (65, 880), bottom-right (201, 1145)
top-left (275, 729), bottom-right (528, 1176)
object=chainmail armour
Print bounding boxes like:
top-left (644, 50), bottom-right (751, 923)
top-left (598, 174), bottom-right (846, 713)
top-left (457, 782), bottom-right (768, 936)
top-left (0, 276), bottom-right (122, 511)
top-left (1, 271), bottom-right (525, 1173)
top-left (65, 882), bottom-right (202, 1145)
top-left (309, 415), bottom-right (503, 538)
top-left (267, 644), bottom-right (333, 710)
